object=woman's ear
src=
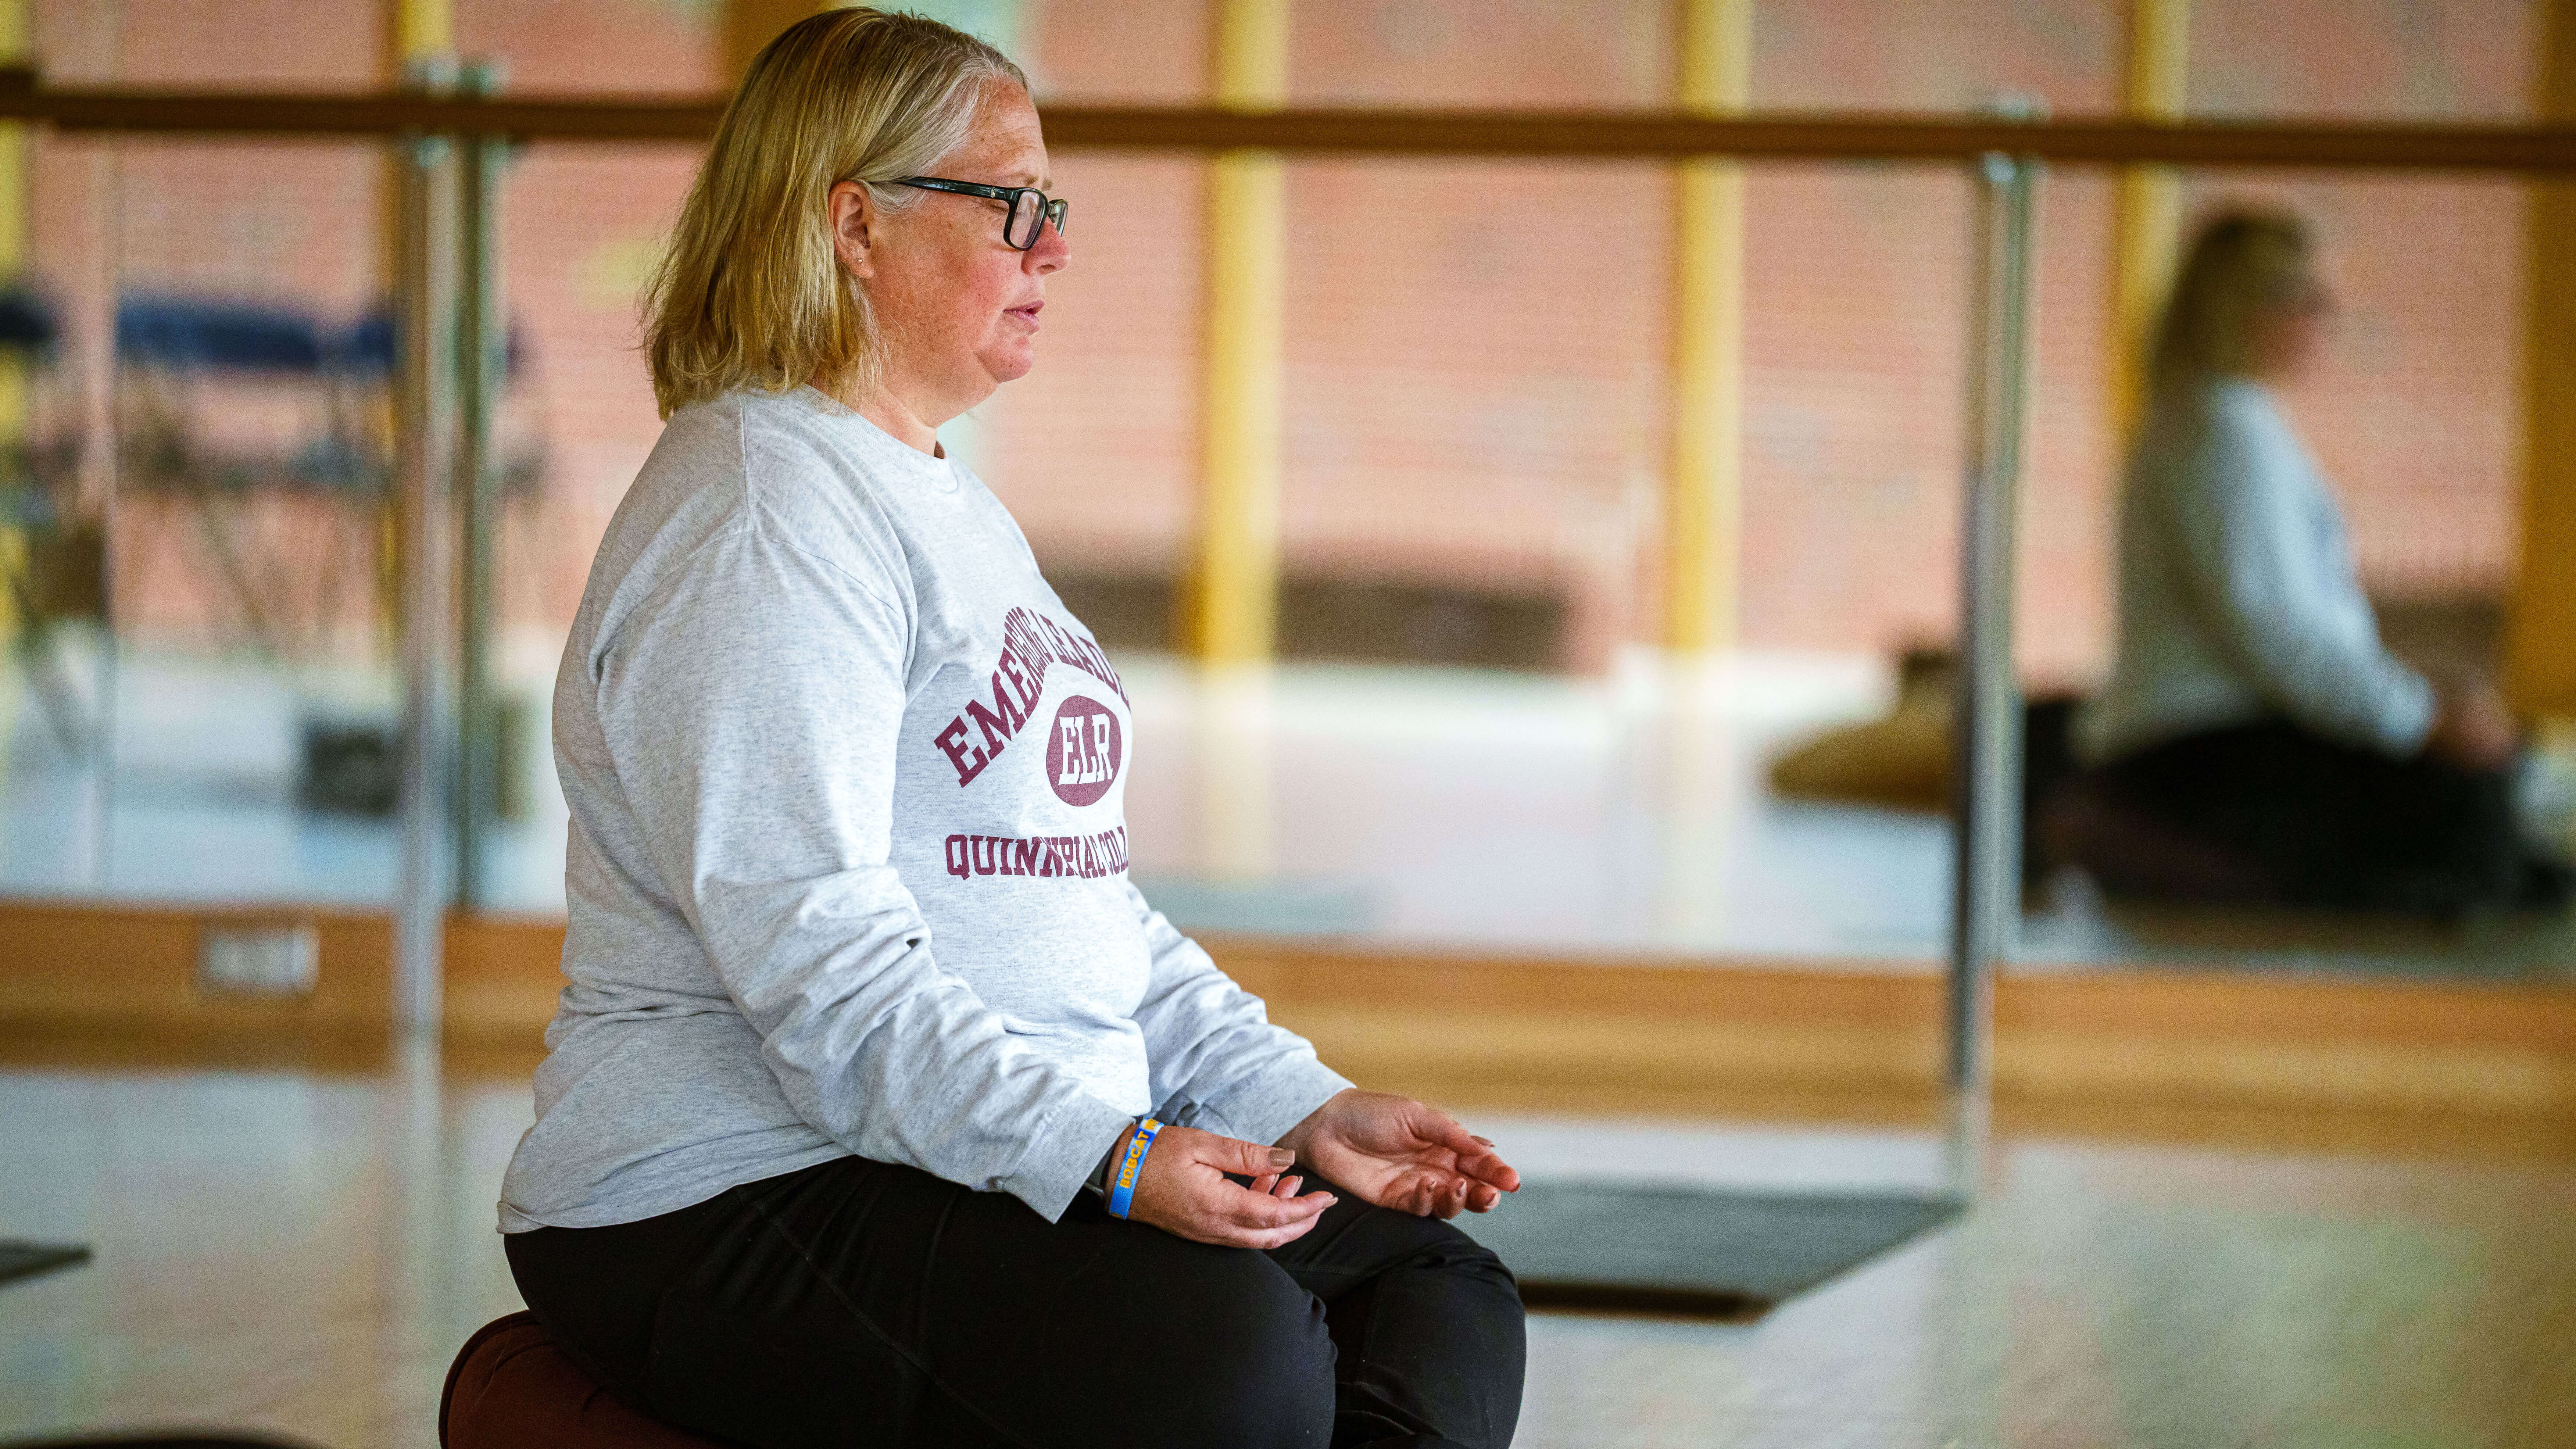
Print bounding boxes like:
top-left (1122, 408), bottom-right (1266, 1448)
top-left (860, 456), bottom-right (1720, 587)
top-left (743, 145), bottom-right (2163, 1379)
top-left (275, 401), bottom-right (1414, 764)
top-left (829, 180), bottom-right (877, 281)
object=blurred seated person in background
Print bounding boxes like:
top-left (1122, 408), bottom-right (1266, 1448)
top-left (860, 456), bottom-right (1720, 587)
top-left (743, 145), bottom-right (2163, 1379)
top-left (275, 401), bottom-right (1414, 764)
top-left (2066, 207), bottom-right (2566, 914)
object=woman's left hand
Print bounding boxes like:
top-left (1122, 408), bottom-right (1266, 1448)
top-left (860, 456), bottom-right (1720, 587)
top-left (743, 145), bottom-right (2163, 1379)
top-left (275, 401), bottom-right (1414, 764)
top-left (1276, 1090), bottom-right (1520, 1218)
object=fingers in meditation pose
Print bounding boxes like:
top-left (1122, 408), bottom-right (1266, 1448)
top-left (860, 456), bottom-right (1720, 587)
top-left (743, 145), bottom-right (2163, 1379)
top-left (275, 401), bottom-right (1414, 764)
top-left (1119, 1091), bottom-right (1525, 1250)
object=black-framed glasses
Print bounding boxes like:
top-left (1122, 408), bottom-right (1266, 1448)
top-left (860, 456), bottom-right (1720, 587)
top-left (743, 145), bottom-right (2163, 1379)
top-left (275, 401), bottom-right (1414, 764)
top-left (895, 176), bottom-right (1070, 251)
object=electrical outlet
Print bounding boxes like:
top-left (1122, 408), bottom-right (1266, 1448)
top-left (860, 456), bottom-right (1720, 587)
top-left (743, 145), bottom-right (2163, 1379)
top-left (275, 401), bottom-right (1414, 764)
top-left (197, 924), bottom-right (319, 997)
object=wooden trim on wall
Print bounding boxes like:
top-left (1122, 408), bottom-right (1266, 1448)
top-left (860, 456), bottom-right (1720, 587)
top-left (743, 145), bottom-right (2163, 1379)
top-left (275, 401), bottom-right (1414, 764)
top-left (5, 900), bottom-right (2573, 1117)
top-left (0, 899), bottom-right (388, 1031)
top-left (443, 912), bottom-right (571, 1041)
top-left (0, 69), bottom-right (2572, 171)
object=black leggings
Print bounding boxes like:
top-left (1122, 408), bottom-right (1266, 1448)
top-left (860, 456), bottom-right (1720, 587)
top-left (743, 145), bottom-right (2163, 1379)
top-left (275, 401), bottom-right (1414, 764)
top-left (505, 1155), bottom-right (1524, 1449)
top-left (2087, 719), bottom-right (2535, 913)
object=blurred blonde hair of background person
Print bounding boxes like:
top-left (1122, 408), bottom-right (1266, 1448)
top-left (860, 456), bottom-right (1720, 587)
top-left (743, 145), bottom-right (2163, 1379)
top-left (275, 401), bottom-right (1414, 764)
top-left (2147, 206), bottom-right (2319, 397)
top-left (643, 7), bottom-right (1026, 419)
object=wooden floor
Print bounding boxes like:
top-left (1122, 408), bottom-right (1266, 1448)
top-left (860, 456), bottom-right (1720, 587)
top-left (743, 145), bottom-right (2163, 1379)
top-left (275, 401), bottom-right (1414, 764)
top-left (5, 902), bottom-right (2575, 1446)
top-left (2, 1042), bottom-right (2573, 1449)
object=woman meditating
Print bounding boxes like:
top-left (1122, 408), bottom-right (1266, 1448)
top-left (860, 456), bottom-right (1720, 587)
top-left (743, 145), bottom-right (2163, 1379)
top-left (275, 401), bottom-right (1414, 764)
top-left (497, 11), bottom-right (1524, 1448)
top-left (2073, 207), bottom-right (2563, 913)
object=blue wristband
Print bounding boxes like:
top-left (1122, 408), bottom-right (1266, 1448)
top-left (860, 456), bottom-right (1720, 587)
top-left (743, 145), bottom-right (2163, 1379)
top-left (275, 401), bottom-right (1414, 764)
top-left (1106, 1118), bottom-right (1162, 1220)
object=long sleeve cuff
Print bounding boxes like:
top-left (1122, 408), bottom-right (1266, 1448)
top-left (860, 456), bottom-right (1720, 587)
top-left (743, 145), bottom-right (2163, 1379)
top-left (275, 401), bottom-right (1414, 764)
top-left (1198, 1055), bottom-right (1354, 1149)
top-left (2364, 666), bottom-right (2439, 757)
top-left (1004, 1091), bottom-right (1152, 1223)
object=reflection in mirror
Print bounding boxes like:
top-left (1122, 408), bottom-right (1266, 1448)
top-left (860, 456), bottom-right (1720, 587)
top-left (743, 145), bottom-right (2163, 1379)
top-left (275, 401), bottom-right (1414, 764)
top-left (0, 135), bottom-right (555, 906)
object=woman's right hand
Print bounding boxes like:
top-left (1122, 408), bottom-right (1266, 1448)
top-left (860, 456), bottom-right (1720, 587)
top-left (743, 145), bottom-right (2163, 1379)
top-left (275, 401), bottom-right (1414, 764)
top-left (1121, 1123), bottom-right (1336, 1249)
top-left (2424, 680), bottom-right (2518, 772)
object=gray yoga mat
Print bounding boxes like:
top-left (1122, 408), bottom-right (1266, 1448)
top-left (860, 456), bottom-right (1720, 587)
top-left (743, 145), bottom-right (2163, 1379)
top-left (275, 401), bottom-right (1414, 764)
top-left (1454, 1183), bottom-right (1965, 1320)
top-left (0, 1241), bottom-right (92, 1290)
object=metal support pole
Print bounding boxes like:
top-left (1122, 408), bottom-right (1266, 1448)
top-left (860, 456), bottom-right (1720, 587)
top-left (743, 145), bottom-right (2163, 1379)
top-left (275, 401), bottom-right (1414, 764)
top-left (454, 59), bottom-right (505, 912)
top-left (393, 63), bottom-right (458, 1041)
top-left (1945, 139), bottom-right (2039, 1192)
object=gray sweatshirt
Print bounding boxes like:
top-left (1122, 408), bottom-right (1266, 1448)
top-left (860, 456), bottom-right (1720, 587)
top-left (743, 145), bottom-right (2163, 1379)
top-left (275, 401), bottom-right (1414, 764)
top-left (2077, 377), bottom-right (2434, 764)
top-left (498, 386), bottom-right (1349, 1232)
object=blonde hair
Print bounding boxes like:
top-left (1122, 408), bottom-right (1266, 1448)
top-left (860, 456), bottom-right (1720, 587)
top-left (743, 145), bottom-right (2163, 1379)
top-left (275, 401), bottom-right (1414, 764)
top-left (643, 8), bottom-right (1027, 418)
top-left (2147, 206), bottom-right (2315, 398)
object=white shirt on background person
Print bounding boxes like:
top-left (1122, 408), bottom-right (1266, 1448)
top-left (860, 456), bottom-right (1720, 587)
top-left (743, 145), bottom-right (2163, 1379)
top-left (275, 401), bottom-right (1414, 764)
top-left (2077, 376), bottom-right (2434, 765)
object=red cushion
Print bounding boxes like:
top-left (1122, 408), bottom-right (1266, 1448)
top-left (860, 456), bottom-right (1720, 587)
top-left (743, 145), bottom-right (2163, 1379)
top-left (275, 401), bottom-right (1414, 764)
top-left (441, 1312), bottom-right (726, 1449)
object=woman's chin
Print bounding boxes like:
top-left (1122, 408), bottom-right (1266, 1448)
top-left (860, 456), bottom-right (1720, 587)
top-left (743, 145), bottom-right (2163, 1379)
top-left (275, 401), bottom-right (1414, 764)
top-left (982, 347), bottom-right (1038, 384)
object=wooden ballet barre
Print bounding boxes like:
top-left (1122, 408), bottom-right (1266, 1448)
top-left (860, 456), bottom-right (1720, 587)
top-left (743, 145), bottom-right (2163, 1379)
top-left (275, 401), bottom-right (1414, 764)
top-left (1044, 108), bottom-right (2576, 172)
top-left (0, 66), bottom-right (2571, 172)
top-left (0, 68), bottom-right (729, 142)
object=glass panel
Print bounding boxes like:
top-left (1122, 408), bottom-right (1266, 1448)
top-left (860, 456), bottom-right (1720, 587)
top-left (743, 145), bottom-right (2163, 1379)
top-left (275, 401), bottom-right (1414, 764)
top-left (2017, 173), bottom-right (2564, 977)
top-left (9, 0), bottom-right (2542, 987)
top-left (37, 0), bottom-right (378, 87)
top-left (455, 0), bottom-right (720, 96)
top-left (1752, 0), bottom-right (2122, 112)
top-left (1, 132), bottom-right (402, 903)
top-left (2188, 0), bottom-right (2539, 123)
top-left (1024, 0), bottom-right (1208, 104)
top-left (1287, 0), bottom-right (1668, 107)
top-left (1097, 162), bottom-right (2000, 958)
top-left (2003, 0), bottom-right (2557, 980)
top-left (469, 143), bottom-right (702, 912)
top-left (0, 130), bottom-right (110, 898)
top-left (967, 153), bottom-right (1204, 651)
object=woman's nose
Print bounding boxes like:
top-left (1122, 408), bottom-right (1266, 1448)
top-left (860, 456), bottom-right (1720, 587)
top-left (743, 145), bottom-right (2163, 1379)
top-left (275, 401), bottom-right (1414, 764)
top-left (1027, 218), bottom-right (1070, 273)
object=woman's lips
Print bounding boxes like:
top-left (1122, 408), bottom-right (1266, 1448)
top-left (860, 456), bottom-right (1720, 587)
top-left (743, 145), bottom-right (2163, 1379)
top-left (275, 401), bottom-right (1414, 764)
top-left (1006, 301), bottom-right (1043, 329)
